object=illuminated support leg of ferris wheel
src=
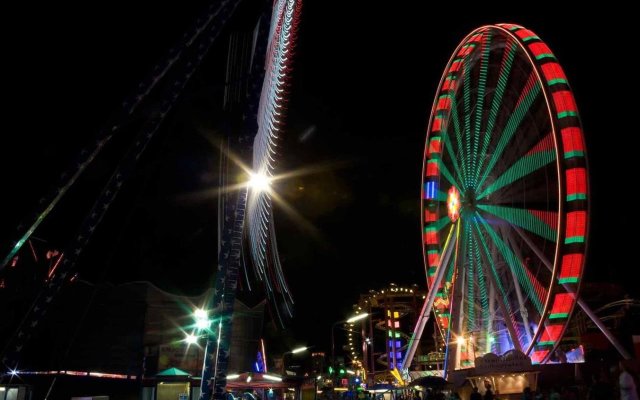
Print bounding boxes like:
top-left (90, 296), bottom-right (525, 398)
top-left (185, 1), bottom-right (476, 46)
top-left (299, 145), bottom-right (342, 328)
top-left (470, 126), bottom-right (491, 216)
top-left (512, 226), bottom-right (632, 360)
top-left (404, 223), bottom-right (458, 373)
top-left (487, 281), bottom-right (496, 354)
top-left (447, 245), bottom-right (466, 372)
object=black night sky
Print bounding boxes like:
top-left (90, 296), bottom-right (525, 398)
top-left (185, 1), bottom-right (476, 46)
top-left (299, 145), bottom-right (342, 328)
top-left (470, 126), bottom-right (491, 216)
top-left (1, 2), bottom-right (637, 361)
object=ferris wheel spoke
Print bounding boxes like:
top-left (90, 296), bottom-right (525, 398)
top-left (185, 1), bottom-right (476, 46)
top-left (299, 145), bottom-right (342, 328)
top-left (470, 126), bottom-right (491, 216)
top-left (478, 214), bottom-right (545, 320)
top-left (502, 227), bottom-right (550, 307)
top-left (433, 66), bottom-right (465, 184)
top-left (463, 221), bottom-right (476, 329)
top-left (512, 225), bottom-right (553, 270)
top-left (470, 227), bottom-right (491, 330)
top-left (474, 40), bottom-right (517, 185)
top-left (499, 225), bottom-right (544, 348)
top-left (468, 33), bottom-right (492, 190)
top-left (481, 224), bottom-right (531, 351)
top-left (439, 132), bottom-right (465, 186)
top-left (489, 228), bottom-right (551, 349)
top-left (476, 212), bottom-right (544, 315)
top-left (477, 204), bottom-right (557, 242)
top-left (512, 224), bottom-right (574, 294)
top-left (463, 219), bottom-right (491, 333)
top-left (450, 95), bottom-right (469, 184)
top-left (431, 156), bottom-right (463, 193)
top-left (476, 73), bottom-right (542, 191)
top-left (478, 132), bottom-right (556, 199)
top-left (462, 54), bottom-right (473, 189)
top-left (471, 218), bottom-right (523, 351)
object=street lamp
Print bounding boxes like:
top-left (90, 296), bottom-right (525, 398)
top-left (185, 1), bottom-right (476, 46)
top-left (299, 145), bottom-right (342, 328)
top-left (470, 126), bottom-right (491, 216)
top-left (185, 334), bottom-right (199, 345)
top-left (281, 346), bottom-right (310, 375)
top-left (182, 308), bottom-right (213, 374)
top-left (290, 346), bottom-right (310, 354)
top-left (331, 313), bottom-right (369, 374)
top-left (315, 375), bottom-right (322, 400)
top-left (193, 308), bottom-right (212, 330)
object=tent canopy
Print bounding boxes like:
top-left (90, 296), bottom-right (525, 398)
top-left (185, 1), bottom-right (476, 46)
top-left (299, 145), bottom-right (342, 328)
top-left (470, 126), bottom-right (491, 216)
top-left (157, 367), bottom-right (191, 377)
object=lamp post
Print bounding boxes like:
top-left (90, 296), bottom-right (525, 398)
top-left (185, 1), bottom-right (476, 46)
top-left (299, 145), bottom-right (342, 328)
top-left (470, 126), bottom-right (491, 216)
top-left (331, 313), bottom-right (369, 376)
top-left (314, 375), bottom-right (321, 400)
top-left (279, 346), bottom-right (309, 400)
top-left (183, 308), bottom-right (212, 375)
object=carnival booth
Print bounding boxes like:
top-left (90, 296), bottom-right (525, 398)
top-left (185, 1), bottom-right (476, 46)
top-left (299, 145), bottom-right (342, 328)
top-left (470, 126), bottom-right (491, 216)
top-left (465, 351), bottom-right (539, 399)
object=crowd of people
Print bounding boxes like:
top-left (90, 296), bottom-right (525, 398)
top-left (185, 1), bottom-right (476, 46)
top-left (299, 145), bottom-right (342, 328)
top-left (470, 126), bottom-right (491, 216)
top-left (516, 360), bottom-right (638, 400)
top-left (427, 360), bottom-right (639, 400)
top-left (314, 360), bottom-right (639, 400)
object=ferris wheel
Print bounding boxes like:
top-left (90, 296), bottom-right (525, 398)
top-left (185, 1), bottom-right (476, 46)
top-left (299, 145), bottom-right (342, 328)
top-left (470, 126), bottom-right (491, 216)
top-left (416, 24), bottom-right (588, 367)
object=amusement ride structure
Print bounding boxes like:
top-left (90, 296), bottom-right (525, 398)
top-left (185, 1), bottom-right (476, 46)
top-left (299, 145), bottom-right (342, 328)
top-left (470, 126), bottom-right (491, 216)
top-left (347, 284), bottom-right (426, 384)
top-left (0, 1), bottom-right (302, 399)
top-left (404, 23), bottom-right (630, 378)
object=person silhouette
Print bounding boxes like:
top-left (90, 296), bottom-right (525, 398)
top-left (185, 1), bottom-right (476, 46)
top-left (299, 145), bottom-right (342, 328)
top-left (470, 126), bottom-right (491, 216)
top-left (619, 360), bottom-right (639, 400)
top-left (483, 382), bottom-right (494, 400)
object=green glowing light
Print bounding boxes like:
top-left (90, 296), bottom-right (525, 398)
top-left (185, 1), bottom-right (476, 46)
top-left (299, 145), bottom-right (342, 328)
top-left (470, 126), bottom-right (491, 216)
top-left (474, 41), bottom-right (518, 185)
top-left (558, 111), bottom-right (578, 119)
top-left (479, 150), bottom-right (555, 199)
top-left (567, 194), bottom-right (587, 202)
top-left (564, 151), bottom-right (584, 159)
top-left (548, 78), bottom-right (568, 86)
top-left (476, 80), bottom-right (541, 191)
top-left (565, 236), bottom-right (584, 244)
top-left (535, 53), bottom-right (555, 60)
top-left (478, 205), bottom-right (557, 242)
top-left (477, 213), bottom-right (544, 313)
top-left (470, 33), bottom-right (492, 190)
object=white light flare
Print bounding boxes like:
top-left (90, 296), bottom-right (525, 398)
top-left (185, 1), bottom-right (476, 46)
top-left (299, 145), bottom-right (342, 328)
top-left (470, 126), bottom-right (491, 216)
top-left (248, 172), bottom-right (272, 192)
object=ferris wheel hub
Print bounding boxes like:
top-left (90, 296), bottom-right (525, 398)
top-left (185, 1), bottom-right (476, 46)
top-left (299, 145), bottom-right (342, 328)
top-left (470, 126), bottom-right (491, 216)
top-left (447, 186), bottom-right (461, 222)
top-left (463, 188), bottom-right (478, 209)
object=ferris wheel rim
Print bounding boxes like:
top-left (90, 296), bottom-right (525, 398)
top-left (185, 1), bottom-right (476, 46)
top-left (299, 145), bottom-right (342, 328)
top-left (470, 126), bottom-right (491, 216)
top-left (420, 23), bottom-right (588, 365)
